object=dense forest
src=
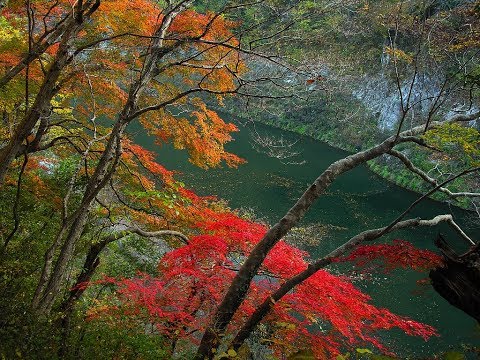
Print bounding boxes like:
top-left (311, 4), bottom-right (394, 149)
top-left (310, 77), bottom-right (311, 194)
top-left (0, 0), bottom-right (479, 359)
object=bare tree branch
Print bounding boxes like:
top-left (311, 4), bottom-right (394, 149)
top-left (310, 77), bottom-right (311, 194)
top-left (230, 214), bottom-right (472, 350)
top-left (388, 149), bottom-right (480, 200)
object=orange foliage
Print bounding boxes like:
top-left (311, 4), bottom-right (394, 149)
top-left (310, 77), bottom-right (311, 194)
top-left (147, 100), bottom-right (244, 169)
top-left (95, 0), bottom-right (160, 35)
top-left (0, 52), bottom-right (22, 70)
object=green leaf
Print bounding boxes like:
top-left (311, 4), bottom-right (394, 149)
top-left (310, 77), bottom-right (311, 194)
top-left (356, 348), bottom-right (373, 354)
top-left (287, 350), bottom-right (316, 359)
top-left (444, 351), bottom-right (465, 360)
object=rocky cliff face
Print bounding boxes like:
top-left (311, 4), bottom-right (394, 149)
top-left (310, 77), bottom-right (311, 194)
top-left (352, 67), bottom-right (443, 132)
top-left (351, 51), bottom-right (479, 132)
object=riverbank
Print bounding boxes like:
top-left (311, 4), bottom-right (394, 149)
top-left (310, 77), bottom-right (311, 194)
top-left (222, 108), bottom-right (474, 210)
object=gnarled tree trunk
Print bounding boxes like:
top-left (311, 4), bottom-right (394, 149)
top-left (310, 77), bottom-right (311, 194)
top-left (0, 0), bottom-right (101, 184)
top-left (430, 235), bottom-right (480, 323)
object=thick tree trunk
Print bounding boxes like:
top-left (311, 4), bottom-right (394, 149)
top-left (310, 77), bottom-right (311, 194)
top-left (35, 211), bottom-right (91, 313)
top-left (0, 52), bottom-right (69, 183)
top-left (32, 224), bottom-right (71, 308)
top-left (57, 241), bottom-right (104, 359)
top-left (430, 235), bottom-right (480, 323)
top-left (32, 122), bottom-right (125, 313)
top-left (0, 1), bottom-right (102, 89)
top-left (0, 1), bottom-right (100, 184)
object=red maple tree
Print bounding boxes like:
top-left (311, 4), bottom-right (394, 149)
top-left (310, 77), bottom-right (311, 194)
top-left (86, 195), bottom-right (440, 358)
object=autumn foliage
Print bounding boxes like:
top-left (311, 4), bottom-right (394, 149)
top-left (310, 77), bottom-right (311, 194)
top-left (0, 0), bottom-right (465, 359)
top-left (340, 240), bottom-right (444, 273)
top-left (85, 163), bottom-right (440, 358)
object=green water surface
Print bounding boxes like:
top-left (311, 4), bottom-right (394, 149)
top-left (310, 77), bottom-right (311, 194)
top-left (131, 116), bottom-right (479, 357)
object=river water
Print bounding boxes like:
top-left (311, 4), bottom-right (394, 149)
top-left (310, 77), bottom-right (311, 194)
top-left (132, 116), bottom-right (479, 357)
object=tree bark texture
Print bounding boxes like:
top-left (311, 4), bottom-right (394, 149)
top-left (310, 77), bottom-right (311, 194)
top-left (0, 1), bottom-right (101, 184)
top-left (32, 122), bottom-right (125, 312)
top-left (430, 235), bottom-right (480, 323)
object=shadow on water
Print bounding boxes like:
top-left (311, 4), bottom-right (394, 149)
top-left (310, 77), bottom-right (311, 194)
top-left (129, 115), bottom-right (480, 357)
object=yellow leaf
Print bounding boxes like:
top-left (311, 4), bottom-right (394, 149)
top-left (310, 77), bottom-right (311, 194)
top-left (356, 348), bottom-right (373, 354)
top-left (227, 349), bottom-right (237, 357)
